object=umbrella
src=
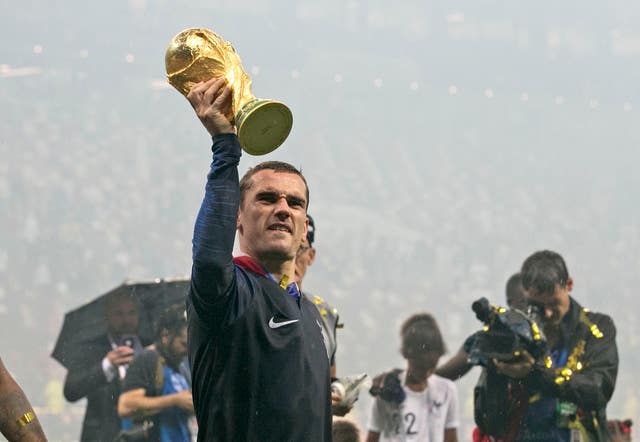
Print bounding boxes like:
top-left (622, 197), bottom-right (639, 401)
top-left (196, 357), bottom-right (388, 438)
top-left (51, 276), bottom-right (190, 369)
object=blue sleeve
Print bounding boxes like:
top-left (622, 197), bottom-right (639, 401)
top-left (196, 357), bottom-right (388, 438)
top-left (189, 134), bottom-right (242, 327)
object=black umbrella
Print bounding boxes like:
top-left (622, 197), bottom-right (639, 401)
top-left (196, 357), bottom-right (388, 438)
top-left (51, 277), bottom-right (190, 368)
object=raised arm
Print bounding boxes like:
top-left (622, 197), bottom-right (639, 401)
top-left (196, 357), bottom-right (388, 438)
top-left (187, 79), bottom-right (241, 324)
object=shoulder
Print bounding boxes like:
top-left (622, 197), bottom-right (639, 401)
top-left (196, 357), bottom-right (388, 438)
top-left (428, 374), bottom-right (458, 397)
top-left (305, 292), bottom-right (340, 321)
top-left (130, 349), bottom-right (159, 370)
top-left (580, 305), bottom-right (616, 338)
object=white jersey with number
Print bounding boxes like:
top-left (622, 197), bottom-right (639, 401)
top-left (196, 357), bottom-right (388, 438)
top-left (367, 372), bottom-right (459, 442)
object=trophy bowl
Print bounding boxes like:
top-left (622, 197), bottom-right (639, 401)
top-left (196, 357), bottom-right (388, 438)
top-left (165, 28), bottom-right (293, 155)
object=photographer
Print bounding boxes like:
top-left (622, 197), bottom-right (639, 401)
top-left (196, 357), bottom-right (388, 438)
top-left (491, 250), bottom-right (618, 441)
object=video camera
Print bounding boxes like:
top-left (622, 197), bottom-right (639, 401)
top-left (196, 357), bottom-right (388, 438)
top-left (467, 297), bottom-right (547, 439)
top-left (466, 297), bottom-right (547, 366)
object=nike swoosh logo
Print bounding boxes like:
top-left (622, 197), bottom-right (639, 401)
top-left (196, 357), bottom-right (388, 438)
top-left (269, 317), bottom-right (299, 329)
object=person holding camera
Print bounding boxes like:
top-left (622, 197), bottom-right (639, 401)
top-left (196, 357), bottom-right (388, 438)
top-left (185, 78), bottom-right (331, 441)
top-left (63, 291), bottom-right (147, 442)
top-left (117, 307), bottom-right (194, 442)
top-left (366, 313), bottom-right (459, 442)
top-left (435, 273), bottom-right (527, 382)
top-left (490, 250), bottom-right (618, 442)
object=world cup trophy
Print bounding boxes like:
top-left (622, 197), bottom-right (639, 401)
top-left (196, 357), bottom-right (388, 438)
top-left (165, 28), bottom-right (293, 155)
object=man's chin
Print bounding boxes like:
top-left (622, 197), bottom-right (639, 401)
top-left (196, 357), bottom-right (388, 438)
top-left (257, 246), bottom-right (295, 262)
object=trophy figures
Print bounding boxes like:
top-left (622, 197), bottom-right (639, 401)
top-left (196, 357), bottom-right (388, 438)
top-left (165, 28), bottom-right (293, 155)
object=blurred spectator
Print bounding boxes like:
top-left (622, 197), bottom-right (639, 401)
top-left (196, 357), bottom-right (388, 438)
top-left (295, 214), bottom-right (350, 415)
top-left (118, 306), bottom-right (193, 442)
top-left (333, 417), bottom-right (362, 442)
top-left (63, 291), bottom-right (148, 442)
top-left (366, 313), bottom-right (458, 442)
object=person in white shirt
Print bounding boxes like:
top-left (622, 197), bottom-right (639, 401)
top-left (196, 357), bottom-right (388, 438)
top-left (366, 313), bottom-right (459, 442)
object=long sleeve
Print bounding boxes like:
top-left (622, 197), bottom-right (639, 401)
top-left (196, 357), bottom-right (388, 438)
top-left (63, 360), bottom-right (110, 402)
top-left (532, 313), bottom-right (618, 411)
top-left (189, 134), bottom-right (242, 328)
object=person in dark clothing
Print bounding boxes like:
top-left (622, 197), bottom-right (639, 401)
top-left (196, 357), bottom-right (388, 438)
top-left (63, 291), bottom-right (146, 442)
top-left (294, 214), bottom-right (352, 416)
top-left (185, 77), bottom-right (331, 441)
top-left (295, 215), bottom-right (341, 377)
top-left (491, 250), bottom-right (618, 441)
top-left (118, 307), bottom-right (193, 442)
top-left (0, 357), bottom-right (47, 441)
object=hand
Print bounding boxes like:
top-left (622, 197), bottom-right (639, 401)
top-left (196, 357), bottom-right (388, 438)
top-left (186, 77), bottom-right (235, 138)
top-left (369, 372), bottom-right (386, 395)
top-left (173, 390), bottom-right (194, 412)
top-left (331, 392), bottom-right (353, 417)
top-left (106, 346), bottom-right (135, 367)
top-left (493, 351), bottom-right (535, 379)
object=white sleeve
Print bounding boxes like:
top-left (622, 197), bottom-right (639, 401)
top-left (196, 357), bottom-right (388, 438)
top-left (101, 356), bottom-right (117, 382)
top-left (367, 397), bottom-right (384, 433)
top-left (444, 381), bottom-right (459, 429)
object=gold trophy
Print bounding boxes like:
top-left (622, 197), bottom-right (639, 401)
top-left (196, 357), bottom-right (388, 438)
top-left (165, 28), bottom-right (293, 155)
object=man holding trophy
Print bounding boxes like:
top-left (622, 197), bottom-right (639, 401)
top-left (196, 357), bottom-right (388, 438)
top-left (166, 29), bottom-right (332, 441)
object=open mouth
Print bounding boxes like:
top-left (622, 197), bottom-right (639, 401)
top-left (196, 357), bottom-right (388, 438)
top-left (268, 223), bottom-right (292, 234)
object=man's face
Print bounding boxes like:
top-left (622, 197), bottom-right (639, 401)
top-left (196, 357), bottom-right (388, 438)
top-left (168, 328), bottom-right (188, 360)
top-left (237, 170), bottom-right (308, 262)
top-left (105, 298), bottom-right (139, 338)
top-left (159, 327), bottom-right (188, 365)
top-left (524, 277), bottom-right (573, 327)
top-left (294, 237), bottom-right (316, 284)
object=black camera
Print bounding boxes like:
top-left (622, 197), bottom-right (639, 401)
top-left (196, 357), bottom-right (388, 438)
top-left (466, 297), bottom-right (547, 366)
top-left (467, 297), bottom-right (547, 439)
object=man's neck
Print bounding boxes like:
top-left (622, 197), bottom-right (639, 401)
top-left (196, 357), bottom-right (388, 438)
top-left (545, 323), bottom-right (561, 348)
top-left (261, 258), bottom-right (296, 285)
top-left (405, 369), bottom-right (429, 392)
top-left (239, 249), bottom-right (296, 284)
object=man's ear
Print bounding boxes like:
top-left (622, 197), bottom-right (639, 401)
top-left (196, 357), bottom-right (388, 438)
top-left (236, 207), bottom-right (243, 234)
top-left (303, 215), bottom-right (309, 238)
top-left (566, 276), bottom-right (574, 292)
top-left (308, 248), bottom-right (316, 265)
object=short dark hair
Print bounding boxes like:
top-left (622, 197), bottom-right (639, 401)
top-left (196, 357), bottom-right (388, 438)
top-left (520, 250), bottom-right (569, 294)
top-left (239, 161), bottom-right (309, 209)
top-left (400, 313), bottom-right (446, 359)
top-left (306, 214), bottom-right (316, 246)
top-left (155, 305), bottom-right (187, 341)
top-left (505, 273), bottom-right (526, 309)
top-left (332, 419), bottom-right (360, 442)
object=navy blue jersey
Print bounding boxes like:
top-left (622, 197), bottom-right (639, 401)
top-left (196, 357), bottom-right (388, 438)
top-left (188, 134), bottom-right (332, 442)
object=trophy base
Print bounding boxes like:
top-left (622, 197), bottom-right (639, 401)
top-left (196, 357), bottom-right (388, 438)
top-left (236, 99), bottom-right (293, 155)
